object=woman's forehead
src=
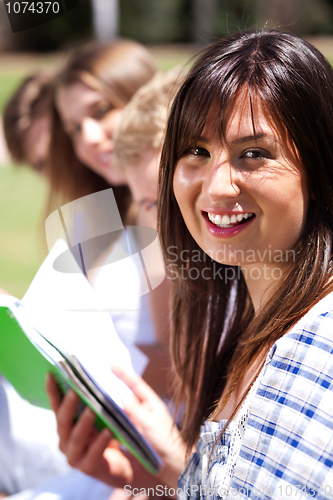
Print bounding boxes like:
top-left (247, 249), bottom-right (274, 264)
top-left (200, 89), bottom-right (285, 143)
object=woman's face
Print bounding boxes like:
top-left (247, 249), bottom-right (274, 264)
top-left (56, 82), bottom-right (124, 184)
top-left (173, 91), bottom-right (309, 274)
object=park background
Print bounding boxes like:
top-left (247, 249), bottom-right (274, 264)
top-left (1, 0), bottom-right (333, 298)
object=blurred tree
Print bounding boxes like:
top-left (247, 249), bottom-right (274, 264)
top-left (92, 0), bottom-right (118, 40)
top-left (192, 0), bottom-right (216, 45)
top-left (213, 0), bottom-right (257, 36)
top-left (256, 0), bottom-right (333, 35)
top-left (2, 0), bottom-right (333, 51)
top-left (120, 0), bottom-right (191, 43)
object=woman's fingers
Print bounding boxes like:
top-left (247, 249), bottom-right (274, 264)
top-left (46, 373), bottom-right (63, 412)
top-left (111, 365), bottom-right (161, 404)
top-left (46, 373), bottom-right (138, 488)
top-left (79, 428), bottom-right (115, 474)
top-left (54, 389), bottom-right (80, 449)
top-left (46, 375), bottom-right (99, 462)
top-left (65, 406), bottom-right (97, 466)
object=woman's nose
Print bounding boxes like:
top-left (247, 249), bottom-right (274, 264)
top-left (204, 160), bottom-right (241, 201)
top-left (81, 117), bottom-right (104, 146)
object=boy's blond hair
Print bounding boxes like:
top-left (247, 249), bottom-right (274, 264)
top-left (113, 67), bottom-right (185, 171)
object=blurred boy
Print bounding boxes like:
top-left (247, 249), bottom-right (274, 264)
top-left (111, 69), bottom-right (184, 383)
top-left (113, 69), bottom-right (183, 231)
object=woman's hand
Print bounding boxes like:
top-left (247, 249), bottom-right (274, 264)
top-left (46, 370), bottom-right (186, 490)
top-left (46, 374), bottom-right (136, 488)
top-left (112, 366), bottom-right (186, 488)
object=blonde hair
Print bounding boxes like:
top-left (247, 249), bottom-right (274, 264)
top-left (4, 72), bottom-right (53, 164)
top-left (113, 67), bottom-right (185, 172)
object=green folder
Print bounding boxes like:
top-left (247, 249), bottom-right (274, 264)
top-left (0, 302), bottom-right (161, 475)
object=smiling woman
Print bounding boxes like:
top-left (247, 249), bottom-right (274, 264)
top-left (48, 40), bottom-right (157, 219)
top-left (173, 89), bottom-right (309, 310)
top-left (44, 30), bottom-right (333, 499)
top-left (157, 29), bottom-right (333, 495)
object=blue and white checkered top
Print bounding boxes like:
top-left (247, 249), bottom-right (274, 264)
top-left (178, 292), bottom-right (333, 499)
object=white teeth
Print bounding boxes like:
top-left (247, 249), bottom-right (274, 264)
top-left (208, 212), bottom-right (254, 227)
top-left (99, 152), bottom-right (111, 165)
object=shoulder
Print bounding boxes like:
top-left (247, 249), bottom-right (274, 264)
top-left (230, 293), bottom-right (333, 498)
top-left (266, 291), bottom-right (333, 390)
top-left (256, 291), bottom-right (333, 423)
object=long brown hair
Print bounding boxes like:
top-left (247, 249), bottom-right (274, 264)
top-left (158, 30), bottom-right (333, 451)
top-left (4, 72), bottom-right (53, 165)
top-left (48, 40), bottom-right (157, 219)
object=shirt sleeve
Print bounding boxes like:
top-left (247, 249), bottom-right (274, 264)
top-left (178, 450), bottom-right (203, 500)
top-left (229, 307), bottom-right (333, 499)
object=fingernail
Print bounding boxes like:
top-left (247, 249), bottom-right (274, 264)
top-left (83, 406), bottom-right (95, 419)
top-left (68, 390), bottom-right (77, 401)
top-left (102, 427), bottom-right (112, 440)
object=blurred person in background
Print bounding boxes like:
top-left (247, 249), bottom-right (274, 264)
top-left (2, 72), bottom-right (114, 500)
top-left (49, 40), bottom-right (175, 400)
top-left (4, 72), bottom-right (53, 175)
top-left (110, 68), bottom-right (185, 373)
top-left (48, 39), bottom-right (157, 218)
top-left (47, 66), bottom-right (188, 500)
top-left (2, 40), bottom-right (180, 500)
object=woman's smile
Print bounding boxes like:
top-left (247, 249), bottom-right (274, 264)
top-left (203, 210), bottom-right (256, 238)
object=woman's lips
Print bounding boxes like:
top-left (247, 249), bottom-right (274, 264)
top-left (97, 151), bottom-right (112, 168)
top-left (203, 211), bottom-right (256, 238)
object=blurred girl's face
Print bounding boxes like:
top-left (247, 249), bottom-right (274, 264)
top-left (56, 81), bottom-right (125, 185)
top-left (173, 90), bottom-right (309, 275)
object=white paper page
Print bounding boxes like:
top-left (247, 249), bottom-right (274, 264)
top-left (22, 240), bottom-right (99, 312)
top-left (20, 240), bottom-right (148, 403)
top-left (0, 295), bottom-right (21, 309)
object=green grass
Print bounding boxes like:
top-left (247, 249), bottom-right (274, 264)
top-left (0, 166), bottom-right (47, 298)
top-left (0, 74), bottom-right (25, 113)
top-left (0, 47), bottom-right (197, 300)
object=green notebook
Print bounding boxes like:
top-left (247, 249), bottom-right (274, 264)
top-left (0, 299), bottom-right (161, 475)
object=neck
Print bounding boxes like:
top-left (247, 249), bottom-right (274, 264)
top-left (241, 261), bottom-right (287, 314)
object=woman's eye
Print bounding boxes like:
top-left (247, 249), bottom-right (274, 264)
top-left (94, 103), bottom-right (113, 120)
top-left (147, 201), bottom-right (157, 210)
top-left (68, 124), bottom-right (81, 137)
top-left (242, 149), bottom-right (271, 160)
top-left (140, 200), bottom-right (157, 211)
top-left (187, 147), bottom-right (210, 157)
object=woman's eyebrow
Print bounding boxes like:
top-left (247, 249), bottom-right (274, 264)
top-left (197, 136), bottom-right (210, 143)
top-left (230, 133), bottom-right (279, 145)
top-left (62, 119), bottom-right (75, 130)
